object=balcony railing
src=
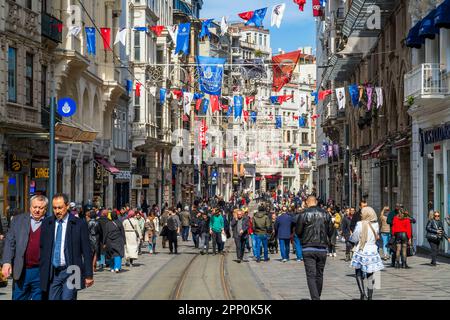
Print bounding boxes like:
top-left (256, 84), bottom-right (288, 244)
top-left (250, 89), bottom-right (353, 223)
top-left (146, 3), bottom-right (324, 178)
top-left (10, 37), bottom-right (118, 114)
top-left (404, 63), bottom-right (449, 101)
top-left (173, 0), bottom-right (193, 17)
top-left (41, 12), bottom-right (63, 43)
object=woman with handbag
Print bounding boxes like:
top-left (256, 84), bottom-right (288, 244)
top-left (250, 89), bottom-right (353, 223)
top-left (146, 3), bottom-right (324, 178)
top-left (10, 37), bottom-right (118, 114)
top-left (350, 206), bottom-right (384, 300)
top-left (391, 209), bottom-right (412, 269)
top-left (426, 211), bottom-right (450, 266)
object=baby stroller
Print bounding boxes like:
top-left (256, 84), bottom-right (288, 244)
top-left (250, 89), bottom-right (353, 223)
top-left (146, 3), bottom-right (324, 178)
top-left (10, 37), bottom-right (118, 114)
top-left (268, 231), bottom-right (278, 254)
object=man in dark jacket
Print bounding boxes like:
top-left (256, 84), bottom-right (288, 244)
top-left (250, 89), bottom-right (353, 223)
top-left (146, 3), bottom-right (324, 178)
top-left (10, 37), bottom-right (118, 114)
top-left (341, 208), bottom-right (353, 262)
top-left (179, 206), bottom-right (191, 241)
top-left (190, 207), bottom-right (202, 248)
top-left (252, 206), bottom-right (271, 262)
top-left (274, 206), bottom-right (293, 262)
top-left (40, 193), bottom-right (93, 300)
top-left (199, 211), bottom-right (211, 254)
top-left (230, 210), bottom-right (249, 263)
top-left (1, 195), bottom-right (48, 300)
top-left (350, 200), bottom-right (367, 232)
top-left (96, 209), bottom-right (109, 269)
top-left (295, 195), bottom-right (333, 301)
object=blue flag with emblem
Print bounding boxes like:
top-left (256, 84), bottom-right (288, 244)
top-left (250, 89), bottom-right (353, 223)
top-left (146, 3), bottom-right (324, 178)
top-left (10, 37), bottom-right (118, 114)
top-left (246, 8), bottom-right (268, 27)
top-left (251, 111), bottom-right (257, 123)
top-left (311, 91), bottom-right (318, 105)
top-left (85, 27), bottom-right (96, 55)
top-left (348, 84), bottom-right (360, 107)
top-left (160, 88), bottom-right (167, 105)
top-left (202, 98), bottom-right (209, 114)
top-left (200, 19), bottom-right (213, 39)
top-left (270, 96), bottom-right (278, 104)
top-left (275, 115), bottom-right (282, 129)
top-left (234, 96), bottom-right (243, 119)
top-left (197, 56), bottom-right (226, 96)
top-left (175, 23), bottom-right (191, 55)
top-left (125, 80), bottom-right (132, 94)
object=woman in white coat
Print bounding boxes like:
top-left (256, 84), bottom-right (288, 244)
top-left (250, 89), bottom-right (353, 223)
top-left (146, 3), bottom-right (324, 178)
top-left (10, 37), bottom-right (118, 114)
top-left (123, 210), bottom-right (143, 266)
top-left (350, 206), bottom-right (384, 300)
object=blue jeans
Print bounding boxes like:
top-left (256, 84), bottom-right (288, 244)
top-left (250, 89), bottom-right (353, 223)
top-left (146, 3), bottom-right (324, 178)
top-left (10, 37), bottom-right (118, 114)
top-left (293, 234), bottom-right (303, 260)
top-left (12, 267), bottom-right (41, 300)
top-left (109, 256), bottom-right (122, 270)
top-left (279, 239), bottom-right (290, 260)
top-left (254, 234), bottom-right (269, 261)
top-left (48, 267), bottom-right (78, 300)
top-left (148, 235), bottom-right (157, 253)
top-left (251, 234), bottom-right (257, 256)
top-left (98, 254), bottom-right (106, 267)
top-left (381, 232), bottom-right (391, 256)
top-left (182, 226), bottom-right (190, 241)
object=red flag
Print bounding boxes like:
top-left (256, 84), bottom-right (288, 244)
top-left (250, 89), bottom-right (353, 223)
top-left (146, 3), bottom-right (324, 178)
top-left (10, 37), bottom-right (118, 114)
top-left (221, 105), bottom-right (229, 111)
top-left (245, 96), bottom-right (255, 106)
top-left (200, 119), bottom-right (207, 149)
top-left (318, 89), bottom-right (332, 101)
top-left (293, 115), bottom-right (299, 120)
top-left (100, 28), bottom-right (112, 51)
top-left (278, 95), bottom-right (294, 104)
top-left (294, 0), bottom-right (306, 11)
top-left (311, 114), bottom-right (320, 120)
top-left (313, 0), bottom-right (323, 17)
top-left (238, 11), bottom-right (254, 21)
top-left (243, 110), bottom-right (249, 122)
top-left (135, 82), bottom-right (141, 97)
top-left (210, 95), bottom-right (220, 113)
top-left (272, 50), bottom-right (302, 92)
top-left (182, 114), bottom-right (189, 122)
top-left (150, 25), bottom-right (165, 37)
top-left (195, 99), bottom-right (202, 111)
top-left (172, 90), bottom-right (183, 99)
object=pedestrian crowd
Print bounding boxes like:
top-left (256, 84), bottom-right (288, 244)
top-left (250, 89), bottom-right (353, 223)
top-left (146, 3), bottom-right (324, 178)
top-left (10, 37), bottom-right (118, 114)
top-left (1, 188), bottom-right (449, 301)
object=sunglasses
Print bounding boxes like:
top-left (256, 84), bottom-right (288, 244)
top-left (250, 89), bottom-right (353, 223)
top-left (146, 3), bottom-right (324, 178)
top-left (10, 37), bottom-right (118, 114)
top-left (434, 214), bottom-right (440, 217)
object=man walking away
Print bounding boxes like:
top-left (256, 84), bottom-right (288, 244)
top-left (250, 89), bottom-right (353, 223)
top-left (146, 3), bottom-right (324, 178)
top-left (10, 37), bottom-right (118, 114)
top-left (231, 210), bottom-right (249, 263)
top-left (199, 211), bottom-right (211, 255)
top-left (190, 208), bottom-right (202, 249)
top-left (295, 195), bottom-right (333, 300)
top-left (209, 209), bottom-right (224, 255)
top-left (2, 195), bottom-right (48, 300)
top-left (252, 206), bottom-right (271, 262)
top-left (341, 208), bottom-right (353, 262)
top-left (350, 200), bottom-right (368, 232)
top-left (180, 206), bottom-right (191, 241)
top-left (167, 211), bottom-right (181, 254)
top-left (274, 206), bottom-right (293, 262)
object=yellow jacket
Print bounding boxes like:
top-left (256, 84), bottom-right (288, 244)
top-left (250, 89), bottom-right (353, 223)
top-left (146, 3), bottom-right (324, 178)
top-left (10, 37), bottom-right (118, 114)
top-left (333, 213), bottom-right (341, 229)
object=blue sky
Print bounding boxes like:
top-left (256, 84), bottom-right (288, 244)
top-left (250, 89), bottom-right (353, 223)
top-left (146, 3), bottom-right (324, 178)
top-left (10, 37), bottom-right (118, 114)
top-left (200, 0), bottom-right (316, 54)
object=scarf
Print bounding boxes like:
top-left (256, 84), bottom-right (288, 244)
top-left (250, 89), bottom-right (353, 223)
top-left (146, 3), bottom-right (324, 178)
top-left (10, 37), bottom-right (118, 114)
top-left (359, 206), bottom-right (377, 251)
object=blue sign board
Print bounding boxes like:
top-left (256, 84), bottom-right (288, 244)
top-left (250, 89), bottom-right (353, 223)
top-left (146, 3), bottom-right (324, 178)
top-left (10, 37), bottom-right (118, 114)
top-left (57, 97), bottom-right (77, 117)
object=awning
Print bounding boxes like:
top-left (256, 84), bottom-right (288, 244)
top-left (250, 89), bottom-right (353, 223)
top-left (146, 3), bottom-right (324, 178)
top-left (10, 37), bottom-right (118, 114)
top-left (361, 145), bottom-right (374, 159)
top-left (394, 137), bottom-right (411, 149)
top-left (95, 157), bottom-right (120, 174)
top-left (419, 10), bottom-right (439, 39)
top-left (371, 142), bottom-right (385, 157)
top-left (435, 0), bottom-right (450, 29)
top-left (406, 20), bottom-right (425, 48)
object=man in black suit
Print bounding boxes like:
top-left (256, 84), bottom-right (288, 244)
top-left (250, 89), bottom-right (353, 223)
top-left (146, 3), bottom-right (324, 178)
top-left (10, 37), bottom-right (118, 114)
top-left (40, 193), bottom-right (94, 300)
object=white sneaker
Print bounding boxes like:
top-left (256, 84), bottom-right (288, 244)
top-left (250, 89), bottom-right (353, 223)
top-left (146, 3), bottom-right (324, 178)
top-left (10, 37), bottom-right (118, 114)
top-left (282, 259), bottom-right (287, 263)
top-left (333, 253), bottom-right (337, 257)
top-left (110, 269), bottom-right (115, 273)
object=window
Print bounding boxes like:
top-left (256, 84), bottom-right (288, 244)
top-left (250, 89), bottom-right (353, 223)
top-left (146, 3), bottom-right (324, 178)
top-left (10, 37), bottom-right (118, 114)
top-left (42, 0), bottom-right (47, 13)
top-left (8, 47), bottom-right (17, 103)
top-left (246, 33), bottom-right (251, 43)
top-left (287, 131), bottom-right (291, 143)
top-left (291, 90), bottom-right (295, 102)
top-left (26, 0), bottom-right (32, 9)
top-left (41, 65), bottom-right (47, 108)
top-left (134, 92), bottom-right (140, 122)
top-left (114, 109), bottom-right (127, 150)
top-left (302, 132), bottom-right (308, 144)
top-left (259, 34), bottom-right (262, 46)
top-left (134, 31), bottom-right (140, 61)
top-left (26, 53), bottom-right (34, 106)
top-left (264, 35), bottom-right (267, 47)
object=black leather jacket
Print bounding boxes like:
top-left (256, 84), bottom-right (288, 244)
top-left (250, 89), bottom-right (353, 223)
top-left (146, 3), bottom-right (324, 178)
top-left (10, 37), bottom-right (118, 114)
top-left (295, 206), bottom-right (333, 249)
top-left (426, 219), bottom-right (448, 240)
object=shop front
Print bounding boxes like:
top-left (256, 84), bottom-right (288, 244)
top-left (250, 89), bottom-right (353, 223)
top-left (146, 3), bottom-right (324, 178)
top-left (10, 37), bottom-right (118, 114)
top-left (114, 170), bottom-right (131, 209)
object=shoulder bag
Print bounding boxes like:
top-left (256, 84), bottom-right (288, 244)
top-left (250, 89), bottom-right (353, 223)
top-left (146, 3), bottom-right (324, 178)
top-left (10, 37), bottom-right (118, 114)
top-left (127, 218), bottom-right (141, 239)
top-left (426, 221), bottom-right (441, 242)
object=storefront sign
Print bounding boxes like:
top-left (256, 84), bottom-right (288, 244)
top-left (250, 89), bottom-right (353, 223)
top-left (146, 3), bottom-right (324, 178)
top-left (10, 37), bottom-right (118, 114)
top-left (131, 174), bottom-right (142, 189)
top-left (115, 171), bottom-right (131, 180)
top-left (33, 167), bottom-right (49, 179)
top-left (420, 123), bottom-right (450, 156)
top-left (94, 161), bottom-right (103, 192)
top-left (11, 160), bottom-right (22, 172)
top-left (142, 175), bottom-right (150, 188)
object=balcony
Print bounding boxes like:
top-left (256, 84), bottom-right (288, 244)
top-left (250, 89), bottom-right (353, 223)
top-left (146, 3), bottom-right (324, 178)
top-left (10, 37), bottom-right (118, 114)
top-left (404, 63), bottom-right (449, 107)
top-left (41, 12), bottom-right (62, 43)
top-left (173, 0), bottom-right (193, 18)
top-left (232, 47), bottom-right (242, 56)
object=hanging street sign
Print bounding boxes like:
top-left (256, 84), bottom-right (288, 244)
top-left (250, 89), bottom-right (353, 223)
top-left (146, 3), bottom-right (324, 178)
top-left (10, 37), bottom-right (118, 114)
top-left (57, 97), bottom-right (77, 117)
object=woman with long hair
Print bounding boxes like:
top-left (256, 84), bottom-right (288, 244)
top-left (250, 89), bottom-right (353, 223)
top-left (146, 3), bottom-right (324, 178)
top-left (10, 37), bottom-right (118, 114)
top-left (350, 206), bottom-right (384, 300)
top-left (426, 211), bottom-right (450, 266)
top-left (391, 209), bottom-right (412, 268)
top-left (378, 206), bottom-right (391, 260)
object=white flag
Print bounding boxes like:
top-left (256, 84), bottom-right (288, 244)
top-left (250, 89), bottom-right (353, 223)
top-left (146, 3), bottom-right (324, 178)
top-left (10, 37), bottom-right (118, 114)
top-left (220, 16), bottom-right (229, 36)
top-left (114, 28), bottom-right (127, 46)
top-left (376, 87), bottom-right (383, 109)
top-left (271, 4), bottom-right (286, 28)
top-left (299, 93), bottom-right (308, 113)
top-left (335, 87), bottom-right (346, 110)
top-left (67, 25), bottom-right (81, 38)
top-left (183, 92), bottom-right (194, 115)
top-left (167, 25), bottom-right (178, 44)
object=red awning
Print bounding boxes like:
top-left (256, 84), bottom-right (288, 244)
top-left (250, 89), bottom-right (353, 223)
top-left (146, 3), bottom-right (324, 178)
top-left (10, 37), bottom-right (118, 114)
top-left (95, 157), bottom-right (120, 174)
top-left (371, 142), bottom-right (385, 157)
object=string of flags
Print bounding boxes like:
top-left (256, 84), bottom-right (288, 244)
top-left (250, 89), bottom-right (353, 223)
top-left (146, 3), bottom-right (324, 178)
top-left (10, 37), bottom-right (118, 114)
top-left (312, 86), bottom-right (384, 110)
